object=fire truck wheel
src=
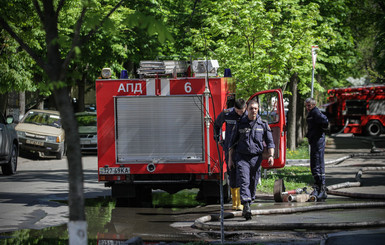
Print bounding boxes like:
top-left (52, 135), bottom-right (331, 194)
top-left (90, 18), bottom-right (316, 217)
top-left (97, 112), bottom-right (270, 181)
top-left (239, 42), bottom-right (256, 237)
top-left (366, 120), bottom-right (383, 137)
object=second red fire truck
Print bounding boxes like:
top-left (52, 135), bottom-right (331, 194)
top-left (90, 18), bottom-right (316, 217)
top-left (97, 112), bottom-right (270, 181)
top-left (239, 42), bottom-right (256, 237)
top-left (96, 60), bottom-right (287, 205)
top-left (325, 85), bottom-right (385, 136)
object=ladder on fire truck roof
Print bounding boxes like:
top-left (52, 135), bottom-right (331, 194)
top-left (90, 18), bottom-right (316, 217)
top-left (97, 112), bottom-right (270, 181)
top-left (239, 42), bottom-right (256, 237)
top-left (328, 85), bottom-right (385, 95)
top-left (136, 59), bottom-right (219, 78)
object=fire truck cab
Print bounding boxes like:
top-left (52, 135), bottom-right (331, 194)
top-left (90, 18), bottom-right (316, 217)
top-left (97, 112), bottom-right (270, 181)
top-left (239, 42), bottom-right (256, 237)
top-left (325, 85), bottom-right (385, 136)
top-left (96, 60), bottom-right (286, 205)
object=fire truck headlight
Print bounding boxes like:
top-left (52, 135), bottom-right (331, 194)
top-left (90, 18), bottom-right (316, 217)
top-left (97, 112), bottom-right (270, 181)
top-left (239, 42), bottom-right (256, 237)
top-left (101, 68), bottom-right (112, 79)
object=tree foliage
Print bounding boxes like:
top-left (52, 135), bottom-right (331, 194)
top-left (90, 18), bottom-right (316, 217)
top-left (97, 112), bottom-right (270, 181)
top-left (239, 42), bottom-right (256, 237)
top-left (0, 1), bottom-right (173, 244)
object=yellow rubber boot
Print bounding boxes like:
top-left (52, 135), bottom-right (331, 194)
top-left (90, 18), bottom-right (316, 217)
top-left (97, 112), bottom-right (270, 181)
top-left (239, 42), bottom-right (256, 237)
top-left (235, 188), bottom-right (243, 211)
top-left (230, 188), bottom-right (237, 210)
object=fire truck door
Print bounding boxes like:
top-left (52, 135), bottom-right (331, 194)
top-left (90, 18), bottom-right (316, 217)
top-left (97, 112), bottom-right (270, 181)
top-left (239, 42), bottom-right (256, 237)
top-left (248, 89), bottom-right (286, 169)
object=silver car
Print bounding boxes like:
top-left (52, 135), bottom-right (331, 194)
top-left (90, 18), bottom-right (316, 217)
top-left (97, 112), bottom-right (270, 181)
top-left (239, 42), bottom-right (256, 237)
top-left (75, 111), bottom-right (97, 152)
top-left (15, 109), bottom-right (65, 159)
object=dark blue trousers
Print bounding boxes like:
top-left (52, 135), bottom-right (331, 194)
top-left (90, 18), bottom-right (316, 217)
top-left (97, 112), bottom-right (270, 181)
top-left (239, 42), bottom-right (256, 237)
top-left (310, 136), bottom-right (326, 186)
top-left (235, 153), bottom-right (262, 204)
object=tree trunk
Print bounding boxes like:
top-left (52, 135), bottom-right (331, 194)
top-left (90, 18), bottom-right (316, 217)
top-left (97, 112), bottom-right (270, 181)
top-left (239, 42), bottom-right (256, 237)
top-left (0, 93), bottom-right (8, 115)
top-left (52, 87), bottom-right (87, 244)
top-left (77, 67), bottom-right (88, 113)
top-left (37, 101), bottom-right (44, 109)
top-left (77, 79), bottom-right (85, 112)
top-left (287, 73), bottom-right (298, 151)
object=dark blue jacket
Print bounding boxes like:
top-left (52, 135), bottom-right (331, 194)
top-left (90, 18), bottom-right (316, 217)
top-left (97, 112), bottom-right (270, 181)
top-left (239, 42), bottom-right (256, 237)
top-left (214, 108), bottom-right (246, 151)
top-left (229, 115), bottom-right (275, 156)
top-left (306, 107), bottom-right (329, 144)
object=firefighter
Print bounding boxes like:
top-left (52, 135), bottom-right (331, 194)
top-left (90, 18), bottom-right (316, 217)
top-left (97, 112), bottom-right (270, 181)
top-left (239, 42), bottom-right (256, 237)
top-left (228, 99), bottom-right (275, 220)
top-left (214, 98), bottom-right (247, 211)
top-left (305, 97), bottom-right (329, 201)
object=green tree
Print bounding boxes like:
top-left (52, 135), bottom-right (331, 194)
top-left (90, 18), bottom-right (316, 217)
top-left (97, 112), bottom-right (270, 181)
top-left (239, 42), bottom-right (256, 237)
top-left (0, 29), bottom-right (39, 113)
top-left (0, 0), bottom-right (172, 243)
top-left (175, 0), bottom-right (363, 150)
top-left (347, 0), bottom-right (385, 83)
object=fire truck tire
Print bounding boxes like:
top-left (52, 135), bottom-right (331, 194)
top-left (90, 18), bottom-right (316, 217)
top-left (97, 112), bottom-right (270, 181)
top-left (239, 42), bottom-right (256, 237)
top-left (365, 120), bottom-right (383, 137)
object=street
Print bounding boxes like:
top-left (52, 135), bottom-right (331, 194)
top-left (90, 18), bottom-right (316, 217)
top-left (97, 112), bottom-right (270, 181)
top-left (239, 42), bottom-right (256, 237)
top-left (0, 153), bottom-right (109, 233)
top-left (0, 135), bottom-right (385, 244)
top-left (0, 153), bottom-right (215, 243)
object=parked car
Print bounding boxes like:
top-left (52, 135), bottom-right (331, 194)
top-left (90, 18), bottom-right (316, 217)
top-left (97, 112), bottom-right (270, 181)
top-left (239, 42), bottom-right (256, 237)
top-left (75, 111), bottom-right (97, 152)
top-left (0, 112), bottom-right (18, 175)
top-left (15, 109), bottom-right (65, 159)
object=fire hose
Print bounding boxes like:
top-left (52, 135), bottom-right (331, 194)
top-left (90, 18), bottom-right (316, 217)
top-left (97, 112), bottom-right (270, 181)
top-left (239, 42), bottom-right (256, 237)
top-left (330, 118), bottom-right (349, 137)
top-left (194, 157), bottom-right (385, 231)
top-left (274, 166), bottom-right (385, 202)
top-left (326, 166), bottom-right (385, 199)
top-left (287, 152), bottom-right (385, 167)
top-left (194, 202), bottom-right (385, 230)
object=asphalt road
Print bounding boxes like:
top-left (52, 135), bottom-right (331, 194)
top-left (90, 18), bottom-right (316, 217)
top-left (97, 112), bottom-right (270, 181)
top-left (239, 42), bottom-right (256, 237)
top-left (0, 153), bottom-right (109, 233)
top-left (0, 134), bottom-right (384, 244)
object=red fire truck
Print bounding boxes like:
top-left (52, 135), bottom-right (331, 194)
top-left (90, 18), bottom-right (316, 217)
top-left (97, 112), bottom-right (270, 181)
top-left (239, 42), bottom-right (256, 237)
top-left (325, 85), bottom-right (385, 136)
top-left (96, 60), bottom-right (286, 205)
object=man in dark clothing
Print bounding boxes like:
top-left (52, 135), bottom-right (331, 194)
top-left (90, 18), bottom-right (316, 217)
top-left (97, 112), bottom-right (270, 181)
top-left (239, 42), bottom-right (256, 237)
top-left (229, 99), bottom-right (275, 220)
top-left (305, 97), bottom-right (329, 201)
top-left (214, 99), bottom-right (247, 211)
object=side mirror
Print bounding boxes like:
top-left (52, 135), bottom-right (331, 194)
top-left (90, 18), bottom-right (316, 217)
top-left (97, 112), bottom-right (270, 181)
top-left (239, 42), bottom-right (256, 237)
top-left (6, 115), bottom-right (15, 124)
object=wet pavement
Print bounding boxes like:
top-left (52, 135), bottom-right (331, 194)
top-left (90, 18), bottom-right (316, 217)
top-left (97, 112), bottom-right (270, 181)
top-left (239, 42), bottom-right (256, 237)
top-left (98, 145), bottom-right (385, 244)
top-left (186, 135), bottom-right (385, 244)
top-left (1, 135), bottom-right (385, 244)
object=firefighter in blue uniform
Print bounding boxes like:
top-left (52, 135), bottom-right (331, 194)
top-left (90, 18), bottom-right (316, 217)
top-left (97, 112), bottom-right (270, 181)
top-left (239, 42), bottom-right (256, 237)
top-left (214, 98), bottom-right (247, 211)
top-left (305, 98), bottom-right (329, 201)
top-left (229, 99), bottom-right (275, 220)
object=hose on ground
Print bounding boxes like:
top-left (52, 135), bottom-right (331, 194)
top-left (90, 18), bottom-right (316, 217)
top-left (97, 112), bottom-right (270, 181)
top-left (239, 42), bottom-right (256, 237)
top-left (327, 190), bottom-right (385, 199)
top-left (325, 166), bottom-right (385, 199)
top-left (194, 202), bottom-right (385, 230)
top-left (287, 152), bottom-right (385, 167)
top-left (194, 162), bottom-right (385, 231)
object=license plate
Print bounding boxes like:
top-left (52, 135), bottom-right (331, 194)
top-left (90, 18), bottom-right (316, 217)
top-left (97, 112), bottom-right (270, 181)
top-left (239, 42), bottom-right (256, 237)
top-left (26, 139), bottom-right (44, 146)
top-left (99, 167), bottom-right (130, 175)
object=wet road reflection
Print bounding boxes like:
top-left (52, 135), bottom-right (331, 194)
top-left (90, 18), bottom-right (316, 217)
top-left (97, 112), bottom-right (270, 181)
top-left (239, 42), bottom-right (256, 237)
top-left (89, 190), bottom-right (222, 244)
top-left (99, 207), bottom-right (199, 243)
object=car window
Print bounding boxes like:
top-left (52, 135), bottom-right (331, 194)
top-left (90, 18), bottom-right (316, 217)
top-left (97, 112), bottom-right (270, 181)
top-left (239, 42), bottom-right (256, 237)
top-left (76, 114), bottom-right (97, 127)
top-left (23, 111), bottom-right (62, 128)
top-left (257, 92), bottom-right (280, 124)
